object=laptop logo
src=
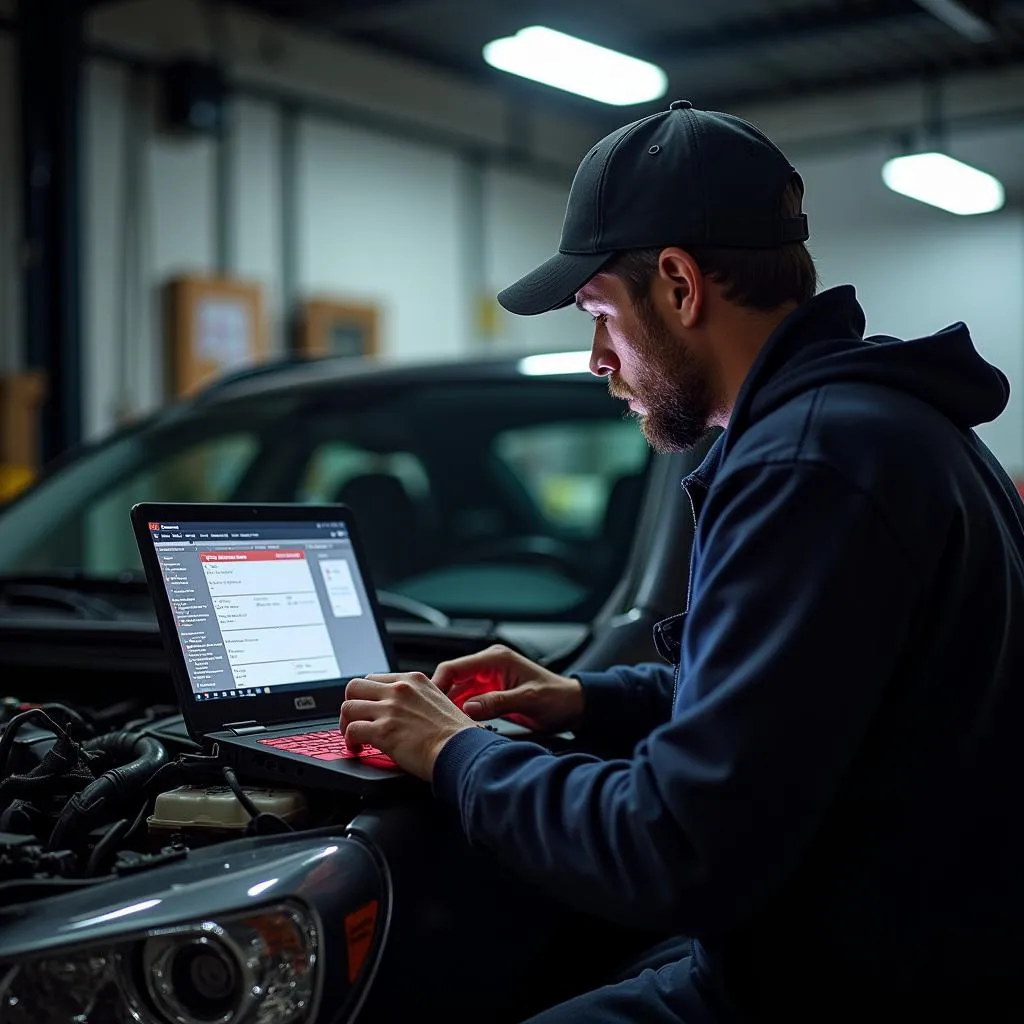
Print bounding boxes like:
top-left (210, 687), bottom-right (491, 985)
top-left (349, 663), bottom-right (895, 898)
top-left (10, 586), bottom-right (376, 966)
top-left (294, 696), bottom-right (316, 710)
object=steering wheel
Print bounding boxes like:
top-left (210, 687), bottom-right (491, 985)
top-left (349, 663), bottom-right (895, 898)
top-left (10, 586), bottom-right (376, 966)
top-left (455, 535), bottom-right (589, 583)
top-left (375, 590), bottom-right (451, 628)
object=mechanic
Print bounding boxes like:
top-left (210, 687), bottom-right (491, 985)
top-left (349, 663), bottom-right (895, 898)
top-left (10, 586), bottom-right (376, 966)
top-left (340, 100), bottom-right (1024, 1021)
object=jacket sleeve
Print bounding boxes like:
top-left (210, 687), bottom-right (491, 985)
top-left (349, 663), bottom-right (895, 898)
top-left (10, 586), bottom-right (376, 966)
top-left (573, 662), bottom-right (677, 750)
top-left (432, 461), bottom-right (923, 933)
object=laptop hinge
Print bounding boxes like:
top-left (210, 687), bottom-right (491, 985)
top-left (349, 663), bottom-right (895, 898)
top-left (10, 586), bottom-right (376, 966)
top-left (223, 721), bottom-right (266, 736)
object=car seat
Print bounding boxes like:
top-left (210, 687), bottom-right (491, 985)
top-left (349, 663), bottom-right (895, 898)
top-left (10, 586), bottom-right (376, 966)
top-left (334, 473), bottom-right (422, 586)
top-left (602, 472), bottom-right (644, 553)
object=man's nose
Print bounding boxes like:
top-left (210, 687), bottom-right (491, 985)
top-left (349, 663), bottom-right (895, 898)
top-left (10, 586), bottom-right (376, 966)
top-left (590, 338), bottom-right (619, 378)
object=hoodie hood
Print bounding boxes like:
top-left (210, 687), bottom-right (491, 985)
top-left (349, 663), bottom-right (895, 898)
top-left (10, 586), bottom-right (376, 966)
top-left (725, 286), bottom-right (1010, 457)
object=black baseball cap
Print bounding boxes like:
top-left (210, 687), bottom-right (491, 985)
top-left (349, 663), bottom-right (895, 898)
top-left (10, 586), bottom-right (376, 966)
top-left (497, 99), bottom-right (809, 316)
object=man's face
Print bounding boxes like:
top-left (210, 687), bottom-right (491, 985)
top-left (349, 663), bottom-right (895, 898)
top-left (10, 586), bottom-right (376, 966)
top-left (576, 272), bottom-right (717, 453)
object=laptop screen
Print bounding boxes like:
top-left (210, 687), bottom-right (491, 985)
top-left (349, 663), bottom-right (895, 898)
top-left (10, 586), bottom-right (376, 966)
top-left (147, 517), bottom-right (391, 702)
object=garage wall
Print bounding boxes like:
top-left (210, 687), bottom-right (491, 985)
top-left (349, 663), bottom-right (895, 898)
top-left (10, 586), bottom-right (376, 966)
top-left (296, 118), bottom-right (470, 359)
top-left (84, 60), bottom-right (130, 439)
top-left (75, 0), bottom-right (596, 439)
top-left (69, 54), bottom-right (1024, 479)
top-left (3, 0), bottom-right (1023, 475)
top-left (800, 142), bottom-right (1024, 473)
top-left (483, 167), bottom-right (590, 356)
top-left (231, 98), bottom-right (281, 351)
top-left (84, 60), bottom-right (219, 437)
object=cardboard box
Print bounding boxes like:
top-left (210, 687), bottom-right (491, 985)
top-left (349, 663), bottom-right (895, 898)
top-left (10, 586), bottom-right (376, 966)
top-left (0, 370), bottom-right (47, 464)
top-left (0, 371), bottom-right (47, 501)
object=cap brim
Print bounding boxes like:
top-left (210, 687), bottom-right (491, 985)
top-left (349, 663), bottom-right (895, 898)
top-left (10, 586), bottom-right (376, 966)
top-left (497, 250), bottom-right (615, 316)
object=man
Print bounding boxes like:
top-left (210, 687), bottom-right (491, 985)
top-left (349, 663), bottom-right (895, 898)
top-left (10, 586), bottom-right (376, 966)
top-left (341, 101), bottom-right (1024, 1020)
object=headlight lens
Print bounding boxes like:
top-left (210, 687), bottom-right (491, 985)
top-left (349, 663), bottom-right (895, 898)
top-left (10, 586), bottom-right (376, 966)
top-left (0, 903), bottom-right (318, 1024)
top-left (0, 954), bottom-right (125, 1023)
top-left (144, 927), bottom-right (244, 1022)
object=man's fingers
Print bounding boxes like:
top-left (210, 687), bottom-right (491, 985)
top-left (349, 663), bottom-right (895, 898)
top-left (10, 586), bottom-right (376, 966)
top-left (339, 698), bottom-right (385, 732)
top-left (345, 677), bottom-right (396, 701)
top-left (343, 719), bottom-right (379, 749)
top-left (462, 688), bottom-right (513, 719)
top-left (363, 672), bottom-right (429, 685)
top-left (433, 646), bottom-right (516, 694)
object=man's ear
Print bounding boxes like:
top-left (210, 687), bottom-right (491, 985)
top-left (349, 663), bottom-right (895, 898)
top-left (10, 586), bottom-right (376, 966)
top-left (656, 248), bottom-right (704, 328)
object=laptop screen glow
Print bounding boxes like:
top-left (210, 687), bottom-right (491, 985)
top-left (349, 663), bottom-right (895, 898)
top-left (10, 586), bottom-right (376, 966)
top-left (147, 518), bottom-right (390, 702)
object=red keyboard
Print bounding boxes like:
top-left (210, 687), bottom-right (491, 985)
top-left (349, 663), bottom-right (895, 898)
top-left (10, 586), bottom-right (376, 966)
top-left (258, 730), bottom-right (399, 770)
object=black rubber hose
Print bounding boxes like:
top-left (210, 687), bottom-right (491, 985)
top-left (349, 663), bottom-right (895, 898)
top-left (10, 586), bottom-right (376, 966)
top-left (48, 732), bottom-right (169, 850)
top-left (85, 817), bottom-right (130, 876)
top-left (38, 703), bottom-right (96, 738)
top-left (222, 766), bottom-right (261, 819)
top-left (0, 708), bottom-right (67, 779)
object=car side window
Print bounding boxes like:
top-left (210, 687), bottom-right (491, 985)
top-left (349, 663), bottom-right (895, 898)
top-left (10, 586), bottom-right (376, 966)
top-left (493, 420), bottom-right (650, 538)
top-left (80, 434), bottom-right (258, 574)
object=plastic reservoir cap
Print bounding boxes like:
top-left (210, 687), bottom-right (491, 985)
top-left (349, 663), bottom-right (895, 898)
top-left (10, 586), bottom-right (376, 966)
top-left (149, 784), bottom-right (308, 831)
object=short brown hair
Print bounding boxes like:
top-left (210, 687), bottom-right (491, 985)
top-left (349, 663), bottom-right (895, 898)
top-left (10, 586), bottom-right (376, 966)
top-left (606, 177), bottom-right (817, 312)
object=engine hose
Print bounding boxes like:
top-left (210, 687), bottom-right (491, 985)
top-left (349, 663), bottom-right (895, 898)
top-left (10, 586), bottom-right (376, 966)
top-left (48, 732), bottom-right (169, 850)
top-left (0, 708), bottom-right (67, 779)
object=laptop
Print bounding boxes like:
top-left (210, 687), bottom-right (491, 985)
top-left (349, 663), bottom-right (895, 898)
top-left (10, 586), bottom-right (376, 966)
top-left (131, 501), bottom-right (420, 795)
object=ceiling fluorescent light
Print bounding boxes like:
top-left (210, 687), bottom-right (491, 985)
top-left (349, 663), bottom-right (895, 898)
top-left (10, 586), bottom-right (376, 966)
top-left (483, 26), bottom-right (668, 106)
top-left (881, 152), bottom-right (1005, 215)
top-left (517, 351), bottom-right (593, 376)
top-left (913, 0), bottom-right (997, 42)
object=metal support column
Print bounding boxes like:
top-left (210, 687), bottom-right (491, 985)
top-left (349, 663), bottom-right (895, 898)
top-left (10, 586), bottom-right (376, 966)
top-left (17, 0), bottom-right (85, 462)
top-left (279, 102), bottom-right (300, 352)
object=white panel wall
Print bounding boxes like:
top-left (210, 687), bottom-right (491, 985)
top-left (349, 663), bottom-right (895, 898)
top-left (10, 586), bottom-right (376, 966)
top-left (230, 98), bottom-right (282, 352)
top-left (83, 61), bottom-right (128, 437)
top-left (148, 131), bottom-right (216, 278)
top-left (801, 144), bottom-right (1024, 474)
top-left (84, 59), bottom-right (215, 435)
top-left (296, 118), bottom-right (468, 359)
top-left (483, 167), bottom-right (592, 355)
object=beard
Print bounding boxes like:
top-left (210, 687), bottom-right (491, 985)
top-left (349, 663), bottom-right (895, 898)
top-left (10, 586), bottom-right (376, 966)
top-left (609, 295), bottom-right (718, 453)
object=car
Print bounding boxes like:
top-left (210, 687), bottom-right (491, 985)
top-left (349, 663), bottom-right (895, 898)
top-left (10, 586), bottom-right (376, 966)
top-left (0, 351), bottom-right (715, 1023)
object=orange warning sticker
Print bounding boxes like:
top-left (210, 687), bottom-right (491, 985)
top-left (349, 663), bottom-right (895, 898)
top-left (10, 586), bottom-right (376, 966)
top-left (344, 899), bottom-right (379, 983)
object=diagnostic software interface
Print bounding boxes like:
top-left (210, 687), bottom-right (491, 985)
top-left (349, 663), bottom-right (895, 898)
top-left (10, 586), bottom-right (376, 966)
top-left (148, 519), bottom-right (390, 699)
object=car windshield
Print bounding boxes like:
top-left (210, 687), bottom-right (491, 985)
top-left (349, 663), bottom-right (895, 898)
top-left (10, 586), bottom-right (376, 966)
top-left (0, 372), bottom-right (651, 622)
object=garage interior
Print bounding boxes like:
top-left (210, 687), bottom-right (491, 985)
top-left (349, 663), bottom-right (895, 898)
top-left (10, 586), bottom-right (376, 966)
top-left (1, 0), bottom-right (1023, 478)
top-left (1, 3), bottom-right (1024, 1022)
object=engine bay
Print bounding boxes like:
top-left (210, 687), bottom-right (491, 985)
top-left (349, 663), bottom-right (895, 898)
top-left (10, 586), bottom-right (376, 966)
top-left (0, 695), bottom-right (366, 905)
top-left (0, 618), bottom-right (607, 1024)
top-left (0, 612), bottom-right (519, 905)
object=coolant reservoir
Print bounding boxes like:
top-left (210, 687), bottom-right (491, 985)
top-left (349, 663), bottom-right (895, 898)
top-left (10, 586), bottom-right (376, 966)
top-left (148, 784), bottom-right (308, 836)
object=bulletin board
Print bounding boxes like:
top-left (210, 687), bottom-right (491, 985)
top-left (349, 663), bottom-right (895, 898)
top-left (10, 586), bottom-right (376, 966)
top-left (293, 298), bottom-right (380, 360)
top-left (164, 275), bottom-right (268, 396)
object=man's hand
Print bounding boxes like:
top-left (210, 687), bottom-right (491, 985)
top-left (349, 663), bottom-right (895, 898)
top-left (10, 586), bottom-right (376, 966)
top-left (340, 672), bottom-right (477, 781)
top-left (433, 645), bottom-right (584, 733)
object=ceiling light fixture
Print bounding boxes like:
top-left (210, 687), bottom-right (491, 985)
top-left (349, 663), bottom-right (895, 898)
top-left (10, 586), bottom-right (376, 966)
top-left (483, 26), bottom-right (668, 106)
top-left (517, 351), bottom-right (593, 376)
top-left (881, 151), bottom-right (1005, 215)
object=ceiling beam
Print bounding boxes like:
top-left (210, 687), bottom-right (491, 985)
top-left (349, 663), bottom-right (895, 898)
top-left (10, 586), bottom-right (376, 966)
top-left (235, 0), bottom-right (426, 23)
top-left (701, 44), bottom-right (1022, 110)
top-left (641, 1), bottom-right (931, 61)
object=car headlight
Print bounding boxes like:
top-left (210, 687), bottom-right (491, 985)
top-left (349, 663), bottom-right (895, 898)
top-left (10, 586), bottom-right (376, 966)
top-left (0, 902), bottom-right (318, 1024)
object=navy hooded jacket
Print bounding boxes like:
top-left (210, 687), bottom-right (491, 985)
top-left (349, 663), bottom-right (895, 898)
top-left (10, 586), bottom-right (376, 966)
top-left (433, 285), bottom-right (1024, 1015)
